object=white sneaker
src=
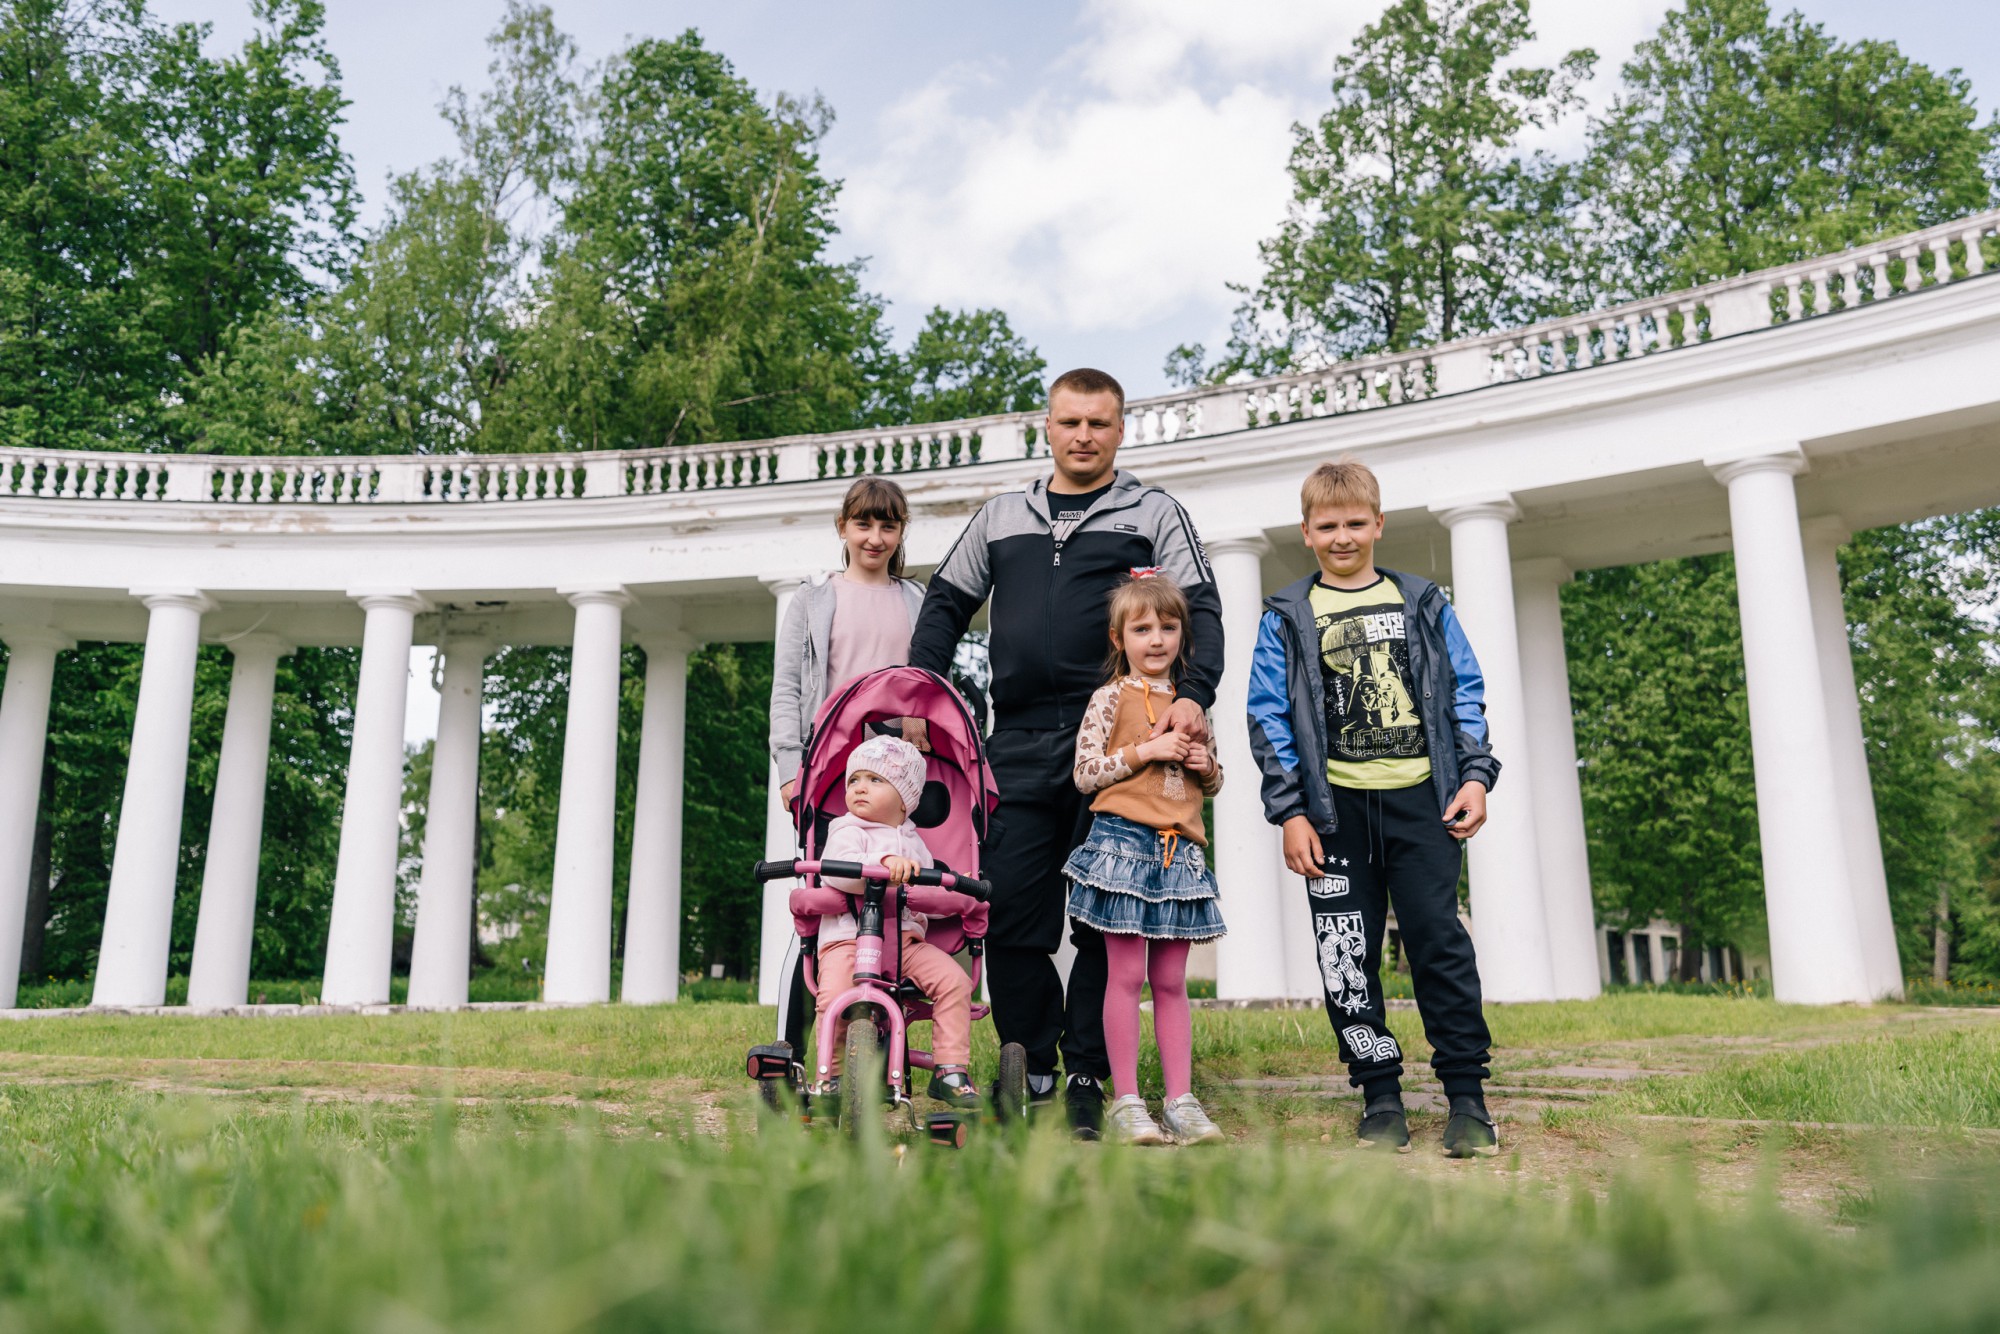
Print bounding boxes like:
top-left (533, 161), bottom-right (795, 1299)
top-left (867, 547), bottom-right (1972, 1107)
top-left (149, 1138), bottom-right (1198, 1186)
top-left (1106, 1094), bottom-right (1168, 1146)
top-left (1161, 1093), bottom-right (1225, 1145)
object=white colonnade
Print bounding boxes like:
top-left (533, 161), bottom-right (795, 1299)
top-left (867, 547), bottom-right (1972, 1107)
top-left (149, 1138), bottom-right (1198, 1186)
top-left (1709, 451), bottom-right (1875, 1003)
top-left (93, 591), bottom-right (214, 1007)
top-left (323, 591), bottom-right (429, 1006)
top-left (10, 204), bottom-right (1985, 1012)
top-left (756, 574), bottom-right (808, 1007)
top-left (622, 634), bottom-right (692, 1003)
top-left (407, 636), bottom-right (492, 1008)
top-left (1431, 501), bottom-right (1558, 1003)
top-left (0, 627), bottom-right (69, 1007)
top-left (544, 588), bottom-right (633, 1004)
top-left (186, 635), bottom-right (291, 1007)
top-left (1207, 536), bottom-right (1291, 1000)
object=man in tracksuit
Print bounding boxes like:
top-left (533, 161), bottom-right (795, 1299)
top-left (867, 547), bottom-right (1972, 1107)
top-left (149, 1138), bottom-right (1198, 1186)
top-left (908, 367), bottom-right (1223, 1138)
top-left (1247, 458), bottom-right (1502, 1157)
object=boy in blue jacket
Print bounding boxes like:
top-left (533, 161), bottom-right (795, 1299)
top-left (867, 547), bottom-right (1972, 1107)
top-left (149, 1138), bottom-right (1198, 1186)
top-left (1248, 459), bottom-right (1501, 1157)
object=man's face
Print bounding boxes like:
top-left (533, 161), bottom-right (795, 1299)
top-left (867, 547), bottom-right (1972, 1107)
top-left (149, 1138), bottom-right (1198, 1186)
top-left (1045, 388), bottom-right (1124, 491)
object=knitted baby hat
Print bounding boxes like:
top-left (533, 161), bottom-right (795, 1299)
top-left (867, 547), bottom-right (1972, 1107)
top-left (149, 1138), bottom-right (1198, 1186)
top-left (847, 734), bottom-right (927, 817)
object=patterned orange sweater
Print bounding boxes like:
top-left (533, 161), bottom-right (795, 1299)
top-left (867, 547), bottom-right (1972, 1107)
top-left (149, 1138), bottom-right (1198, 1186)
top-left (1071, 677), bottom-right (1224, 845)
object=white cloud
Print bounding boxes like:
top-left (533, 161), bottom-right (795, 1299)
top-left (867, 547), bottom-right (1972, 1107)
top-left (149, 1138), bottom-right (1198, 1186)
top-left (838, 0), bottom-right (1670, 361)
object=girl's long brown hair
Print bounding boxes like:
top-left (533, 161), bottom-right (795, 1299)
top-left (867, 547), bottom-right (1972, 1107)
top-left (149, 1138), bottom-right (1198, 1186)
top-left (1103, 573), bottom-right (1192, 684)
top-left (836, 477), bottom-right (911, 578)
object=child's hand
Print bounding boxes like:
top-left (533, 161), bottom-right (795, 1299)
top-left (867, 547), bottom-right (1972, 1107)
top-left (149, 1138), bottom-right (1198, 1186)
top-left (1183, 742), bottom-right (1213, 773)
top-left (1282, 815), bottom-right (1325, 878)
top-left (1137, 731), bottom-right (1192, 766)
top-left (880, 855), bottom-right (921, 885)
top-left (1442, 782), bottom-right (1487, 839)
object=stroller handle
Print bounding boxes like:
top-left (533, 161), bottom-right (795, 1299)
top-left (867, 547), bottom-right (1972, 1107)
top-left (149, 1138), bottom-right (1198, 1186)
top-left (754, 858), bottom-right (992, 901)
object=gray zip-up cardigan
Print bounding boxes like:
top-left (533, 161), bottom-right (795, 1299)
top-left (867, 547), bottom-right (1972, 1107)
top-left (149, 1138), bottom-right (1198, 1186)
top-left (768, 572), bottom-right (926, 784)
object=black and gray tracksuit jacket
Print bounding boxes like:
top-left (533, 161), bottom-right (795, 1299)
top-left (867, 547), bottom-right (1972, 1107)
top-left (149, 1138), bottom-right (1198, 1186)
top-left (909, 471), bottom-right (1224, 731)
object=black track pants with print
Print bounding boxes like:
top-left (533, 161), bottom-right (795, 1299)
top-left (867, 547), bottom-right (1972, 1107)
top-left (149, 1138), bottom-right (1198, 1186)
top-left (1302, 780), bottom-right (1492, 1096)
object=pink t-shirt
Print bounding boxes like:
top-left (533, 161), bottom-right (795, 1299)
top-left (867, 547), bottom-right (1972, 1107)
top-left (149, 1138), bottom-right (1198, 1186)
top-left (826, 576), bottom-right (912, 692)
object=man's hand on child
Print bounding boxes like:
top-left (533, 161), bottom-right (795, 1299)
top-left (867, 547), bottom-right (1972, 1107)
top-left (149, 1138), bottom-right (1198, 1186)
top-left (1137, 731), bottom-right (1192, 765)
top-left (901, 717), bottom-right (930, 752)
top-left (1149, 696), bottom-right (1212, 743)
top-left (881, 855), bottom-right (920, 885)
top-left (1442, 782), bottom-right (1487, 839)
top-left (1282, 815), bottom-right (1325, 878)
top-left (1183, 742), bottom-right (1213, 773)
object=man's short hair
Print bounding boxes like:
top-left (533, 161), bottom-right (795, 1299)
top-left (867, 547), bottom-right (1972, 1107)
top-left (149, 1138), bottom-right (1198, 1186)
top-left (1301, 457), bottom-right (1382, 517)
top-left (1048, 367), bottom-right (1125, 414)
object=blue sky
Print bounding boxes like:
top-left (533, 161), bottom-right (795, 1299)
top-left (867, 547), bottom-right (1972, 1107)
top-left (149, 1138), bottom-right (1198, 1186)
top-left (154, 0), bottom-right (1997, 398)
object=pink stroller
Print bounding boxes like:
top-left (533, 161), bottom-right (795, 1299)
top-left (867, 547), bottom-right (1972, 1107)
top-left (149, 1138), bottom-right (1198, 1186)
top-left (745, 666), bottom-right (1027, 1144)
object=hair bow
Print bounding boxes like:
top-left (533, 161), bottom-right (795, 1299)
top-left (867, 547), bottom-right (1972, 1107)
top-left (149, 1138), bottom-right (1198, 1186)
top-left (1128, 566), bottom-right (1165, 580)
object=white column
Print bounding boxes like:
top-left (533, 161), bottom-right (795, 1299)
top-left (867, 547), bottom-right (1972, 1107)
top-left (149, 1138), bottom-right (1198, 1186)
top-left (1801, 517), bottom-right (1902, 999)
top-left (1707, 451), bottom-right (1871, 1003)
top-left (0, 627), bottom-right (70, 1008)
top-left (322, 590), bottom-right (428, 1006)
top-left (93, 590), bottom-right (214, 1007)
top-left (1431, 500), bottom-right (1558, 1002)
top-left (1206, 536), bottom-right (1291, 1000)
top-left (406, 636), bottom-right (492, 1009)
top-left (1513, 559), bottom-right (1601, 1000)
top-left (543, 587), bottom-right (631, 1004)
top-left (186, 635), bottom-right (291, 1008)
top-left (757, 574), bottom-right (808, 1005)
top-left (622, 632), bottom-right (692, 1004)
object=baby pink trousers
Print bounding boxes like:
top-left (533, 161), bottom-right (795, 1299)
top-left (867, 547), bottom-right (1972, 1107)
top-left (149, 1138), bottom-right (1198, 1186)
top-left (816, 936), bottom-right (973, 1070)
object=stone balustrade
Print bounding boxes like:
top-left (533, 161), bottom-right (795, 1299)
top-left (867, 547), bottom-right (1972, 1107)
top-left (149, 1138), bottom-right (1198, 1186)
top-left (6, 207), bottom-right (1991, 510)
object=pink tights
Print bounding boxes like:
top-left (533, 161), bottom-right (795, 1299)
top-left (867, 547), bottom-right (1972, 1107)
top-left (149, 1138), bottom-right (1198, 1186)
top-left (1102, 933), bottom-right (1193, 1101)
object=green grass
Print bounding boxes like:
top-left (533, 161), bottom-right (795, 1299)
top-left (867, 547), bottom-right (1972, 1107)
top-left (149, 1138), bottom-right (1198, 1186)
top-left (0, 1083), bottom-right (1998, 1331)
top-left (1, 994), bottom-right (1998, 1328)
top-left (9, 972), bottom-right (758, 1009)
top-left (1615, 1022), bottom-right (2000, 1129)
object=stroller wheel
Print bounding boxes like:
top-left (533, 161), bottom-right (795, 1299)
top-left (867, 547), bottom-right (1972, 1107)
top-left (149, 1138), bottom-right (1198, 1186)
top-left (839, 1016), bottom-right (886, 1140)
top-left (756, 1077), bottom-right (784, 1114)
top-left (994, 1042), bottom-right (1029, 1124)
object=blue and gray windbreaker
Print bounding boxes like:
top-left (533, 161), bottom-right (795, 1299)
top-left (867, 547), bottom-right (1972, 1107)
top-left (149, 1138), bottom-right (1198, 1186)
top-left (1247, 567), bottom-right (1501, 834)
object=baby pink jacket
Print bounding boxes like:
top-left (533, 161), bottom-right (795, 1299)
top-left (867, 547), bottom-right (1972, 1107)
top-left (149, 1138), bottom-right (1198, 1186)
top-left (816, 813), bottom-right (935, 945)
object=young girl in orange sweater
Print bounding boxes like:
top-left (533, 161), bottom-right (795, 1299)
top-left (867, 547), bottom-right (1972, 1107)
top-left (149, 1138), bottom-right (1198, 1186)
top-left (1064, 572), bottom-right (1227, 1145)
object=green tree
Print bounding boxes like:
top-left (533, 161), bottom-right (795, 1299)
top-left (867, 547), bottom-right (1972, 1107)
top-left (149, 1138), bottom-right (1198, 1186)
top-left (0, 0), bottom-right (353, 452)
top-left (1561, 556), bottom-right (1765, 964)
top-left (1178, 0), bottom-right (1593, 381)
top-left (185, 1), bottom-right (577, 456)
top-left (882, 306), bottom-right (1047, 422)
top-left (487, 31), bottom-right (892, 451)
top-left (1585, 0), bottom-right (1998, 294)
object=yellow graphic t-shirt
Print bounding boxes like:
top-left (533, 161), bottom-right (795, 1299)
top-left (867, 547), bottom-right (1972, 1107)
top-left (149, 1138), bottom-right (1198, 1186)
top-left (1309, 577), bottom-right (1432, 790)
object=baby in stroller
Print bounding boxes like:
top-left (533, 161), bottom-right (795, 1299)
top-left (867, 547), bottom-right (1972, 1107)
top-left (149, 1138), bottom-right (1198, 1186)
top-left (814, 734), bottom-right (978, 1109)
top-left (748, 665), bottom-right (1025, 1137)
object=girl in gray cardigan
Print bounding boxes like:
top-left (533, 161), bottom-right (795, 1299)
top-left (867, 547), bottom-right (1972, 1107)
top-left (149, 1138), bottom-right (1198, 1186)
top-left (770, 477), bottom-right (926, 804)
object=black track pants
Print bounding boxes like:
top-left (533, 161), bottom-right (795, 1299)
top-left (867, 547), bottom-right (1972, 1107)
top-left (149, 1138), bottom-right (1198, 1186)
top-left (1303, 780), bottom-right (1492, 1096)
top-left (982, 726), bottom-right (1108, 1081)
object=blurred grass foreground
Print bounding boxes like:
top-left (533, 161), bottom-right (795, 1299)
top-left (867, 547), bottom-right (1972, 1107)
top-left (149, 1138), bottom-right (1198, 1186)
top-left (1, 995), bottom-right (1998, 1330)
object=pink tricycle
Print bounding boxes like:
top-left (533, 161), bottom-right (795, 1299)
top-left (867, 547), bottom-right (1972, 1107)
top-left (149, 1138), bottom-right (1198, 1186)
top-left (745, 666), bottom-right (1028, 1145)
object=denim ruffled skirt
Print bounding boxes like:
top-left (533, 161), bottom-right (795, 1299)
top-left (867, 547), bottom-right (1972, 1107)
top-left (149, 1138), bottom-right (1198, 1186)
top-left (1064, 812), bottom-right (1227, 942)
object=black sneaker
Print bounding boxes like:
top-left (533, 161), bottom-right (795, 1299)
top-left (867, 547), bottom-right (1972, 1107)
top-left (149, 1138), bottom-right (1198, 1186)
top-left (928, 1069), bottom-right (983, 1110)
top-left (1355, 1092), bottom-right (1411, 1153)
top-left (1065, 1074), bottom-right (1105, 1141)
top-left (1442, 1094), bottom-right (1499, 1158)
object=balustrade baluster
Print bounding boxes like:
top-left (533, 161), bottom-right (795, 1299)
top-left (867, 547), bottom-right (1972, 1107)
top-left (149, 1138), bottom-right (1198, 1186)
top-left (1931, 237), bottom-right (1955, 285)
top-left (1901, 246), bottom-right (1924, 292)
top-left (1963, 228), bottom-right (1988, 277)
top-left (1782, 280), bottom-right (1803, 322)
